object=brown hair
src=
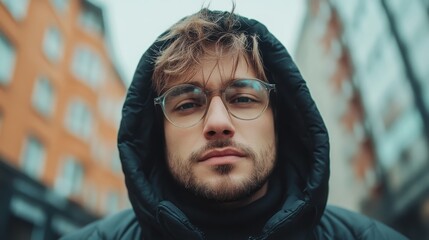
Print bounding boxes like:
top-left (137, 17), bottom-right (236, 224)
top-left (152, 8), bottom-right (266, 94)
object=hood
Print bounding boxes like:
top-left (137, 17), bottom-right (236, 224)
top-left (118, 10), bottom-right (330, 240)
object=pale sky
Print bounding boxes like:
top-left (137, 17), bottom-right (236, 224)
top-left (97, 0), bottom-right (306, 84)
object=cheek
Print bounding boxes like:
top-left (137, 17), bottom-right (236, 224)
top-left (234, 116), bottom-right (276, 174)
top-left (242, 111), bottom-right (275, 144)
top-left (164, 124), bottom-right (180, 153)
top-left (164, 123), bottom-right (200, 156)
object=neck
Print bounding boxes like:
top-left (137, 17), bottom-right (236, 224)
top-left (212, 182), bottom-right (269, 209)
top-left (182, 174), bottom-right (283, 240)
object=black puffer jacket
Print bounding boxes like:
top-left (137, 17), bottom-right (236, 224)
top-left (62, 10), bottom-right (407, 240)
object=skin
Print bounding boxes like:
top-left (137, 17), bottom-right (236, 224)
top-left (164, 55), bottom-right (277, 207)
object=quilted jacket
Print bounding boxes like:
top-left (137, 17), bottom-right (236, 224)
top-left (62, 10), bottom-right (407, 240)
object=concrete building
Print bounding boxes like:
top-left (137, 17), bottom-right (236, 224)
top-left (295, 0), bottom-right (429, 239)
top-left (0, 0), bottom-right (127, 238)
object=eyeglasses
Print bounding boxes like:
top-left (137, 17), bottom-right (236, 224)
top-left (154, 78), bottom-right (276, 128)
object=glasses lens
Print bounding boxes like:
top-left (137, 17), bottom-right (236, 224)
top-left (158, 79), bottom-right (272, 127)
top-left (163, 85), bottom-right (207, 127)
top-left (224, 79), bottom-right (270, 120)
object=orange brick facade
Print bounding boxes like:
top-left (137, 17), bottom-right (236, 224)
top-left (0, 0), bottom-right (128, 217)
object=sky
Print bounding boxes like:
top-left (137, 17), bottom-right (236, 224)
top-left (97, 0), bottom-right (306, 84)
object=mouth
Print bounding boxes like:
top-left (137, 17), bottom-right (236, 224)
top-left (199, 148), bottom-right (246, 165)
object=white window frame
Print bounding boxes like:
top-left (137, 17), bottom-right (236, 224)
top-left (20, 135), bottom-right (46, 178)
top-left (65, 98), bottom-right (93, 140)
top-left (0, 31), bottom-right (16, 85)
top-left (32, 76), bottom-right (55, 117)
top-left (43, 26), bottom-right (63, 63)
top-left (50, 0), bottom-right (69, 13)
top-left (1, 0), bottom-right (30, 21)
top-left (71, 45), bottom-right (104, 88)
top-left (54, 156), bottom-right (84, 197)
top-left (78, 7), bottom-right (103, 34)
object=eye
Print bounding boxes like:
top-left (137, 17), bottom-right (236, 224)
top-left (172, 96), bottom-right (206, 114)
top-left (176, 101), bottom-right (201, 111)
top-left (228, 93), bottom-right (260, 105)
top-left (230, 96), bottom-right (256, 103)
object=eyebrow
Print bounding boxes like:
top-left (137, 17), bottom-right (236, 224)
top-left (165, 77), bottom-right (257, 93)
top-left (194, 78), bottom-right (241, 89)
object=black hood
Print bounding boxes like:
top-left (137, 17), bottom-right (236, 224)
top-left (118, 10), bottom-right (330, 240)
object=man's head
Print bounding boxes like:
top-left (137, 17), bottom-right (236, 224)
top-left (153, 9), bottom-right (277, 205)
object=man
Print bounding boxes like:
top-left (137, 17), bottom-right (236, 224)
top-left (63, 8), bottom-right (407, 240)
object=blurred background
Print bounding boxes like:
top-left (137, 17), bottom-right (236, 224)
top-left (0, 0), bottom-right (428, 239)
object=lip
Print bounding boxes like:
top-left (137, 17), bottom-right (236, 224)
top-left (199, 148), bottom-right (246, 163)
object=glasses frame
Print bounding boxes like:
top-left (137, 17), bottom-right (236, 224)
top-left (154, 78), bottom-right (276, 128)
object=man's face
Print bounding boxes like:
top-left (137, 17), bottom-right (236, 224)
top-left (163, 56), bottom-right (276, 204)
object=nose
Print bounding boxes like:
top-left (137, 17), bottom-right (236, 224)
top-left (203, 96), bottom-right (235, 140)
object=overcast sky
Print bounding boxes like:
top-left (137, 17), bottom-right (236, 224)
top-left (98, 0), bottom-right (306, 84)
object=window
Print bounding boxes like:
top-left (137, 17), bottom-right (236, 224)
top-left (54, 156), bottom-right (84, 196)
top-left (0, 31), bottom-right (16, 85)
top-left (32, 76), bottom-right (55, 117)
top-left (98, 96), bottom-right (123, 127)
top-left (387, 133), bottom-right (428, 192)
top-left (1, 0), bottom-right (30, 20)
top-left (50, 0), bottom-right (68, 13)
top-left (378, 107), bottom-right (424, 169)
top-left (9, 197), bottom-right (46, 240)
top-left (380, 81), bottom-right (414, 132)
top-left (78, 3), bottom-right (104, 35)
top-left (65, 99), bottom-right (93, 140)
top-left (71, 46), bottom-right (104, 88)
top-left (20, 135), bottom-right (46, 178)
top-left (43, 26), bottom-right (63, 63)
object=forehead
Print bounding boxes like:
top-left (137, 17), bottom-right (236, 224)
top-left (165, 54), bottom-right (257, 90)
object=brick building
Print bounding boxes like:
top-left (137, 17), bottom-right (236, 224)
top-left (0, 0), bottom-right (127, 238)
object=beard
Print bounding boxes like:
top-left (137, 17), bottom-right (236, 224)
top-left (166, 139), bottom-right (276, 202)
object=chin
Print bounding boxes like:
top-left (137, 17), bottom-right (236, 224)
top-left (196, 173), bottom-right (256, 202)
